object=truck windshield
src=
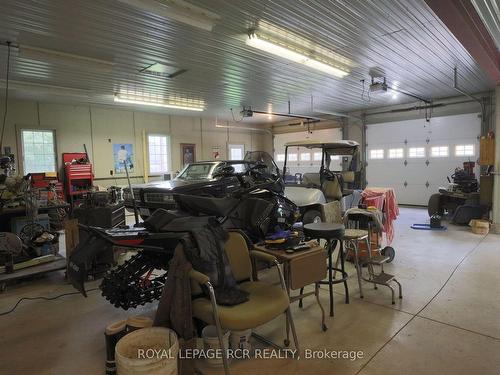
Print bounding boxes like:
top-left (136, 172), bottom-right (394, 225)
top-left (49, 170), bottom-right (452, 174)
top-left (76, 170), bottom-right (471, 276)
top-left (176, 163), bottom-right (216, 180)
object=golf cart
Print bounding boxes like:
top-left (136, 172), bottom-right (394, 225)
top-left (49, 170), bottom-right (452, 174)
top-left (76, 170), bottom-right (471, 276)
top-left (282, 140), bottom-right (362, 223)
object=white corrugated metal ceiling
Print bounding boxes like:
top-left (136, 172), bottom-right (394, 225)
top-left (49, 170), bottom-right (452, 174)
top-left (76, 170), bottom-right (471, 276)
top-left (0, 0), bottom-right (495, 121)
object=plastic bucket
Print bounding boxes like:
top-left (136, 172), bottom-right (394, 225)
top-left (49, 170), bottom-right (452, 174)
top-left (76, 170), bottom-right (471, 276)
top-left (202, 325), bottom-right (230, 367)
top-left (126, 315), bottom-right (153, 332)
top-left (115, 327), bottom-right (179, 375)
top-left (229, 329), bottom-right (252, 351)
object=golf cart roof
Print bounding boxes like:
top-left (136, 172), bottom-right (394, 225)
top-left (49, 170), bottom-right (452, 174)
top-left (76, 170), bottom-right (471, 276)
top-left (284, 140), bottom-right (359, 154)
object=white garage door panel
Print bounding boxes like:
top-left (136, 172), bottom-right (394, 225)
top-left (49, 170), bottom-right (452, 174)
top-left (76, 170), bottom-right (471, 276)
top-left (391, 184), bottom-right (427, 205)
top-left (366, 160), bottom-right (403, 184)
top-left (366, 113), bottom-right (480, 206)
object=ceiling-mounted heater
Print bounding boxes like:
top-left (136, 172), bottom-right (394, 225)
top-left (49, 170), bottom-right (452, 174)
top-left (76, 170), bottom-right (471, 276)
top-left (367, 69), bottom-right (431, 103)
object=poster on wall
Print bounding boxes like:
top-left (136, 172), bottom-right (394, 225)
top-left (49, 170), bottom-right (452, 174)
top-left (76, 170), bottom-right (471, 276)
top-left (113, 143), bottom-right (134, 174)
top-left (181, 143), bottom-right (196, 167)
top-left (212, 146), bottom-right (220, 160)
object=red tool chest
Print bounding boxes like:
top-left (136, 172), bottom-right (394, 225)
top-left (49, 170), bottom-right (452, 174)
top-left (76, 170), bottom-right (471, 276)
top-left (63, 152), bottom-right (93, 204)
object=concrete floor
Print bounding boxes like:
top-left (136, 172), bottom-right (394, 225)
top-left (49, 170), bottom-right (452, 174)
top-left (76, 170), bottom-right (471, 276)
top-left (1, 207), bottom-right (499, 374)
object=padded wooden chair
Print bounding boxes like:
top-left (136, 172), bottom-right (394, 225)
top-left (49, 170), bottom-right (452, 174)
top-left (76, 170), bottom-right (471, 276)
top-left (189, 231), bottom-right (299, 375)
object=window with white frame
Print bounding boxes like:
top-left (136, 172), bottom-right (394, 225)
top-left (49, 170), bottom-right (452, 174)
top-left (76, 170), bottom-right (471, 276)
top-left (388, 148), bottom-right (404, 159)
top-left (276, 153), bottom-right (285, 162)
top-left (300, 152), bottom-right (311, 161)
top-left (455, 144), bottom-right (474, 157)
top-left (408, 147), bottom-right (425, 158)
top-left (369, 149), bottom-right (384, 159)
top-left (21, 129), bottom-right (57, 173)
top-left (288, 153), bottom-right (298, 162)
top-left (431, 146), bottom-right (449, 157)
top-left (148, 134), bottom-right (170, 174)
top-left (313, 152), bottom-right (322, 161)
top-left (228, 144), bottom-right (245, 160)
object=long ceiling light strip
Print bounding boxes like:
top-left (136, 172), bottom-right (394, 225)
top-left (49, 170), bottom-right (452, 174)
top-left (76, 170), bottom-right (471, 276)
top-left (117, 0), bottom-right (220, 31)
top-left (246, 31), bottom-right (350, 78)
top-left (19, 45), bottom-right (115, 71)
top-left (114, 94), bottom-right (204, 111)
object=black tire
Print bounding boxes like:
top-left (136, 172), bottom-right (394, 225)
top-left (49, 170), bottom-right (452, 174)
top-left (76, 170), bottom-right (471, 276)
top-left (381, 246), bottom-right (395, 263)
top-left (302, 209), bottom-right (322, 224)
top-left (428, 193), bottom-right (443, 217)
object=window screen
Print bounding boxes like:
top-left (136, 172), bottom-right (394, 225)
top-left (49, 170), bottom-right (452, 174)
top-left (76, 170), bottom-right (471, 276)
top-left (228, 144), bottom-right (244, 160)
top-left (21, 129), bottom-right (56, 173)
top-left (148, 134), bottom-right (170, 174)
top-left (369, 149), bottom-right (384, 159)
top-left (300, 153), bottom-right (311, 161)
top-left (388, 148), bottom-right (403, 159)
top-left (276, 153), bottom-right (285, 162)
top-left (431, 146), bottom-right (449, 157)
top-left (455, 144), bottom-right (474, 156)
top-left (408, 147), bottom-right (425, 158)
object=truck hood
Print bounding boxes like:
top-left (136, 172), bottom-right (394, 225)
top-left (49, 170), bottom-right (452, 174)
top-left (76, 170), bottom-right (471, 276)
top-left (131, 178), bottom-right (214, 192)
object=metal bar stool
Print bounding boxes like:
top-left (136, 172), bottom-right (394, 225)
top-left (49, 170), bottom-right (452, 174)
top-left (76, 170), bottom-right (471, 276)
top-left (342, 228), bottom-right (371, 298)
top-left (344, 213), bottom-right (403, 304)
top-left (303, 223), bottom-right (349, 317)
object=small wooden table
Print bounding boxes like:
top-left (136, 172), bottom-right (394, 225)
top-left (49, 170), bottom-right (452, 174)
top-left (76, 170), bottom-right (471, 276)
top-left (253, 241), bottom-right (328, 335)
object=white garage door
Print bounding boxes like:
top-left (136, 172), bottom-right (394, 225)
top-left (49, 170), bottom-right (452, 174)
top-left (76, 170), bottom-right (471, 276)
top-left (366, 113), bottom-right (480, 206)
top-left (274, 128), bottom-right (343, 175)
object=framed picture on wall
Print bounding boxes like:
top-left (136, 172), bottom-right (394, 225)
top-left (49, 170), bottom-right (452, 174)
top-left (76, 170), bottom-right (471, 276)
top-left (180, 143), bottom-right (196, 167)
top-left (113, 143), bottom-right (134, 174)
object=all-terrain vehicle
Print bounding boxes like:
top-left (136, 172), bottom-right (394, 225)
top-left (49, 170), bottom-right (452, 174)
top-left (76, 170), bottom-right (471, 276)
top-left (282, 140), bottom-right (362, 223)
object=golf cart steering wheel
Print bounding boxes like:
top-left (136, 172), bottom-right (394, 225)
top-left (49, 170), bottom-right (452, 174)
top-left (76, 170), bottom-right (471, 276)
top-left (320, 167), bottom-right (336, 181)
top-left (320, 167), bottom-right (344, 186)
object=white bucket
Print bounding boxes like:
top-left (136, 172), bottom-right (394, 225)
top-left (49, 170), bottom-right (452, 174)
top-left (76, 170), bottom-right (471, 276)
top-left (126, 315), bottom-right (153, 332)
top-left (115, 327), bottom-right (179, 375)
top-left (229, 329), bottom-right (252, 351)
top-left (202, 325), bottom-right (230, 367)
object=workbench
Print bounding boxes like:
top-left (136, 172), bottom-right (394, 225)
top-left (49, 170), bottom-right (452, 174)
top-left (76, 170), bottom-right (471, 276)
top-left (0, 253), bottom-right (66, 291)
top-left (0, 203), bottom-right (70, 231)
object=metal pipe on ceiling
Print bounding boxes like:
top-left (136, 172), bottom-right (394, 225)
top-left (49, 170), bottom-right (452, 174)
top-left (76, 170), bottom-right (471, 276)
top-left (363, 98), bottom-right (478, 117)
top-left (453, 67), bottom-right (484, 110)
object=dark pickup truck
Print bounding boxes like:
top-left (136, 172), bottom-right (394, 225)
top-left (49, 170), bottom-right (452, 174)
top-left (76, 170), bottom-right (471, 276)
top-left (123, 152), bottom-right (281, 218)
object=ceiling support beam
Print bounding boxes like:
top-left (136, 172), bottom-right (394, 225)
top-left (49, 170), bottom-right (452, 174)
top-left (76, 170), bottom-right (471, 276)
top-left (425, 0), bottom-right (500, 84)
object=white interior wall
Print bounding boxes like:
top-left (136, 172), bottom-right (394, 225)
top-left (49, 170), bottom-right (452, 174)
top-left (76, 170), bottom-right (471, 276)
top-left (1, 99), bottom-right (273, 187)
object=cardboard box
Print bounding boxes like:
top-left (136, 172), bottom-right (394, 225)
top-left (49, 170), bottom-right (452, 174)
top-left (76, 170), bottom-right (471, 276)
top-left (64, 219), bottom-right (80, 260)
top-left (479, 138), bottom-right (495, 165)
top-left (469, 219), bottom-right (489, 235)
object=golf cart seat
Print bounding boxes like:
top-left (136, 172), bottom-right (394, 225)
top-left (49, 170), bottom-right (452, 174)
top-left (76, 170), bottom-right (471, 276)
top-left (341, 171), bottom-right (355, 183)
top-left (322, 177), bottom-right (343, 201)
top-left (303, 173), bottom-right (321, 186)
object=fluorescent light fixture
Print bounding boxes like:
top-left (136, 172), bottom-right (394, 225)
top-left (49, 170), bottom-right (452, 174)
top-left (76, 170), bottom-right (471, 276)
top-left (117, 0), bottom-right (220, 31)
top-left (0, 79), bottom-right (92, 98)
top-left (19, 45), bottom-right (114, 72)
top-left (246, 31), bottom-right (350, 78)
top-left (114, 93), bottom-right (204, 111)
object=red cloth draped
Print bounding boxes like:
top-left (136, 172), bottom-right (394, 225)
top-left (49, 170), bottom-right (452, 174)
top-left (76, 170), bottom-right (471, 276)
top-left (361, 187), bottom-right (399, 245)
